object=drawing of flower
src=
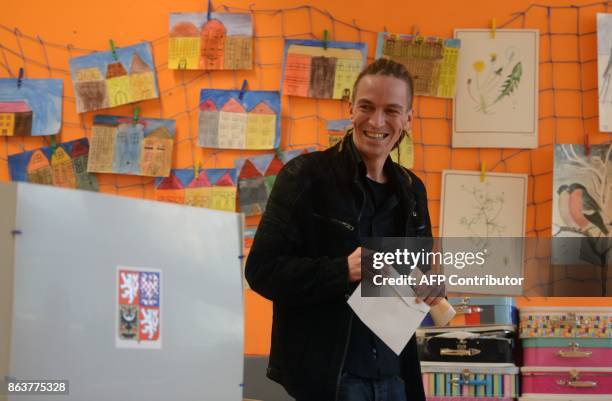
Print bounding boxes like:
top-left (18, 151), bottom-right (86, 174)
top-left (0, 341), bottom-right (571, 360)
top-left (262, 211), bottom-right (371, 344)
top-left (466, 47), bottom-right (522, 114)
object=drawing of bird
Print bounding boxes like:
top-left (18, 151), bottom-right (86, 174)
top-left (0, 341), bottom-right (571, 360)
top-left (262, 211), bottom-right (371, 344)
top-left (557, 185), bottom-right (579, 229)
top-left (567, 183), bottom-right (609, 235)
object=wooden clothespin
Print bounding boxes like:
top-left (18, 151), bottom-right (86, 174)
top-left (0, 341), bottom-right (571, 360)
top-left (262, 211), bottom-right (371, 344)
top-left (17, 68), bottom-right (24, 89)
top-left (480, 162), bottom-right (486, 182)
top-left (132, 106), bottom-right (140, 125)
top-left (238, 79), bottom-right (248, 100)
top-left (49, 135), bottom-right (57, 156)
top-left (491, 18), bottom-right (497, 39)
top-left (323, 30), bottom-right (329, 50)
top-left (207, 0), bottom-right (213, 21)
top-left (585, 133), bottom-right (591, 156)
top-left (109, 39), bottom-right (118, 61)
top-left (194, 159), bottom-right (201, 179)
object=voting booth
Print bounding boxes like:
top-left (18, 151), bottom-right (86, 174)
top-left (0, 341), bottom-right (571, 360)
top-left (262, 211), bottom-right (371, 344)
top-left (0, 182), bottom-right (244, 401)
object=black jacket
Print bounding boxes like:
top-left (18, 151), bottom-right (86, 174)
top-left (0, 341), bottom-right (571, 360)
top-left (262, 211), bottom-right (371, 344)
top-left (245, 134), bottom-right (432, 401)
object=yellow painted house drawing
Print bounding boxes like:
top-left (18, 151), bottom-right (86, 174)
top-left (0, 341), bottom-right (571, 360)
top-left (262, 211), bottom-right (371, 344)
top-left (26, 149), bottom-right (53, 185)
top-left (105, 61), bottom-right (131, 107)
top-left (169, 22), bottom-right (201, 69)
top-left (50, 146), bottom-right (77, 189)
top-left (129, 53), bottom-right (156, 102)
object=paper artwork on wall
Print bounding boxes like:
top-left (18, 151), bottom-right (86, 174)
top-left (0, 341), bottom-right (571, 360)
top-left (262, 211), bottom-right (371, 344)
top-left (87, 115), bottom-right (175, 177)
top-left (0, 78), bottom-right (63, 136)
top-left (169, 12), bottom-right (252, 70)
top-left (235, 148), bottom-right (310, 216)
top-left (155, 168), bottom-right (237, 212)
top-left (375, 33), bottom-right (460, 98)
top-left (8, 138), bottom-right (98, 191)
top-left (198, 89), bottom-right (280, 150)
top-left (281, 39), bottom-right (367, 100)
top-left (453, 29), bottom-right (539, 148)
top-left (69, 42), bottom-right (159, 113)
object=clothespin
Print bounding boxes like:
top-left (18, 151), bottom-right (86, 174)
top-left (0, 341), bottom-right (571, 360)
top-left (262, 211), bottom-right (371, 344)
top-left (49, 135), bottom-right (57, 156)
top-left (585, 133), bottom-right (591, 156)
top-left (132, 106), bottom-right (140, 125)
top-left (194, 159), bottom-right (201, 179)
top-left (480, 162), bottom-right (486, 182)
top-left (238, 79), bottom-right (248, 100)
top-left (207, 0), bottom-right (213, 21)
top-left (323, 30), bottom-right (329, 50)
top-left (109, 39), bottom-right (118, 61)
top-left (491, 18), bottom-right (497, 39)
top-left (17, 68), bottom-right (24, 89)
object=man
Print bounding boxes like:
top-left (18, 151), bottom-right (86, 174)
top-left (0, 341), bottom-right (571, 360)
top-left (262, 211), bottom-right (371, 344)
top-left (245, 58), bottom-right (441, 401)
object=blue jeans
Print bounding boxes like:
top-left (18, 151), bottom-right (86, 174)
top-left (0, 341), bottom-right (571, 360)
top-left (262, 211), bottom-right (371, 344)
top-left (337, 372), bottom-right (407, 401)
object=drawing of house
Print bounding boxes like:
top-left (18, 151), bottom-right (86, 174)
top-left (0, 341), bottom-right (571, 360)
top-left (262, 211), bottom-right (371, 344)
top-left (51, 146), bottom-right (77, 189)
top-left (309, 56), bottom-right (337, 98)
top-left (112, 123), bottom-right (144, 175)
top-left (71, 140), bottom-right (98, 191)
top-left (246, 101), bottom-right (276, 149)
top-left (210, 170), bottom-right (237, 211)
top-left (238, 159), bottom-right (267, 215)
top-left (169, 22), bottom-right (201, 69)
top-left (263, 155), bottom-right (283, 194)
top-left (140, 125), bottom-right (172, 177)
top-left (106, 61), bottom-right (131, 107)
top-left (129, 53), bottom-right (156, 102)
top-left (224, 35), bottom-right (252, 69)
top-left (185, 171), bottom-right (212, 207)
top-left (0, 101), bottom-right (32, 136)
top-left (198, 99), bottom-right (220, 148)
top-left (75, 67), bottom-right (108, 112)
top-left (218, 98), bottom-right (247, 148)
top-left (156, 172), bottom-right (185, 204)
top-left (199, 19), bottom-right (226, 69)
top-left (26, 149), bottom-right (53, 185)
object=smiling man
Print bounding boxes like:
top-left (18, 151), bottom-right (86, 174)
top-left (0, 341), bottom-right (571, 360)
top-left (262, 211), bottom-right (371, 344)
top-left (245, 59), bottom-right (438, 401)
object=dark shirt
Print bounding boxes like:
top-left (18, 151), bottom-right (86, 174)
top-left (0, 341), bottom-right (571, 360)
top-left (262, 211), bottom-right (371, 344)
top-left (344, 175), bottom-right (404, 379)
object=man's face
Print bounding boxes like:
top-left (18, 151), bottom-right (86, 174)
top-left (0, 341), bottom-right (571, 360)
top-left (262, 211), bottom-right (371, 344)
top-left (350, 74), bottom-right (412, 162)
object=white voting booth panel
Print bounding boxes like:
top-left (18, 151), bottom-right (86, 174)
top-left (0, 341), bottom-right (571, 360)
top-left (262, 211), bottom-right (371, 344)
top-left (0, 182), bottom-right (244, 401)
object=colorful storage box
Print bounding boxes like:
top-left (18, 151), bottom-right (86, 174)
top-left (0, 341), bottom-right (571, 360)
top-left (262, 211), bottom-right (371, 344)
top-left (520, 307), bottom-right (612, 338)
top-left (521, 367), bottom-right (612, 395)
top-left (417, 325), bottom-right (517, 363)
top-left (422, 297), bottom-right (517, 327)
top-left (421, 362), bottom-right (519, 398)
top-left (522, 338), bottom-right (612, 367)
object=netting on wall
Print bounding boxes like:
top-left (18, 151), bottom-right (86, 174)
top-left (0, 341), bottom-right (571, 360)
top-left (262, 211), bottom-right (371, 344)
top-left (1, 1), bottom-right (611, 253)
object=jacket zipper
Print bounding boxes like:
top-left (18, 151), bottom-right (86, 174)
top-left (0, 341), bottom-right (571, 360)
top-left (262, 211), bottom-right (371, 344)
top-left (312, 213), bottom-right (355, 232)
top-left (334, 179), bottom-right (366, 401)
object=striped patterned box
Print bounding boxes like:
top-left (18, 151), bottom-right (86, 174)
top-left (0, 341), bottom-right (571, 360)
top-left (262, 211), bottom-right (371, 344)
top-left (520, 307), bottom-right (612, 338)
top-left (422, 297), bottom-right (517, 327)
top-left (421, 362), bottom-right (519, 398)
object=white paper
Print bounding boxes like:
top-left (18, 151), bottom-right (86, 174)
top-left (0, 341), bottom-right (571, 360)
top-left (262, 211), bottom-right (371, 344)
top-left (347, 283), bottom-right (430, 355)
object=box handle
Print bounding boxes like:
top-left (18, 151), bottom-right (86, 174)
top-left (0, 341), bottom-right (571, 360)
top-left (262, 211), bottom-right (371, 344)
top-left (450, 369), bottom-right (487, 386)
top-left (556, 370), bottom-right (597, 389)
top-left (452, 297), bottom-right (483, 314)
top-left (557, 342), bottom-right (592, 358)
top-left (440, 348), bottom-right (481, 356)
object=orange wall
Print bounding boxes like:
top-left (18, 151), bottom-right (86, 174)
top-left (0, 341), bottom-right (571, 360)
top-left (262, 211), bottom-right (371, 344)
top-left (2, 0), bottom-right (611, 356)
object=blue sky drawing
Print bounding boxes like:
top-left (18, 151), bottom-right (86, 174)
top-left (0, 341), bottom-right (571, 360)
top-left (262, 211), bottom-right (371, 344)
top-left (170, 13), bottom-right (252, 36)
top-left (0, 78), bottom-right (62, 136)
top-left (155, 168), bottom-right (237, 187)
top-left (69, 42), bottom-right (156, 86)
top-left (93, 114), bottom-right (176, 138)
top-left (327, 119), bottom-right (352, 132)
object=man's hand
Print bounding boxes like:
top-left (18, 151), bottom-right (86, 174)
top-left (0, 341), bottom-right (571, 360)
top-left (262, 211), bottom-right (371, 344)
top-left (416, 296), bottom-right (444, 306)
top-left (347, 247), bottom-right (362, 282)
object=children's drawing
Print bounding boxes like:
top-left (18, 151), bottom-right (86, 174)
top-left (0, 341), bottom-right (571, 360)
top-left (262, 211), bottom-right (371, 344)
top-left (327, 119), bottom-right (351, 147)
top-left (169, 12), bottom-right (252, 70)
top-left (155, 168), bottom-right (237, 212)
top-left (236, 148), bottom-right (310, 216)
top-left (69, 42), bottom-right (158, 113)
top-left (198, 89), bottom-right (280, 150)
top-left (281, 40), bottom-right (367, 100)
top-left (375, 33), bottom-right (460, 98)
top-left (8, 138), bottom-right (98, 191)
top-left (0, 78), bottom-right (62, 136)
top-left (88, 115), bottom-right (175, 177)
top-left (597, 13), bottom-right (612, 131)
